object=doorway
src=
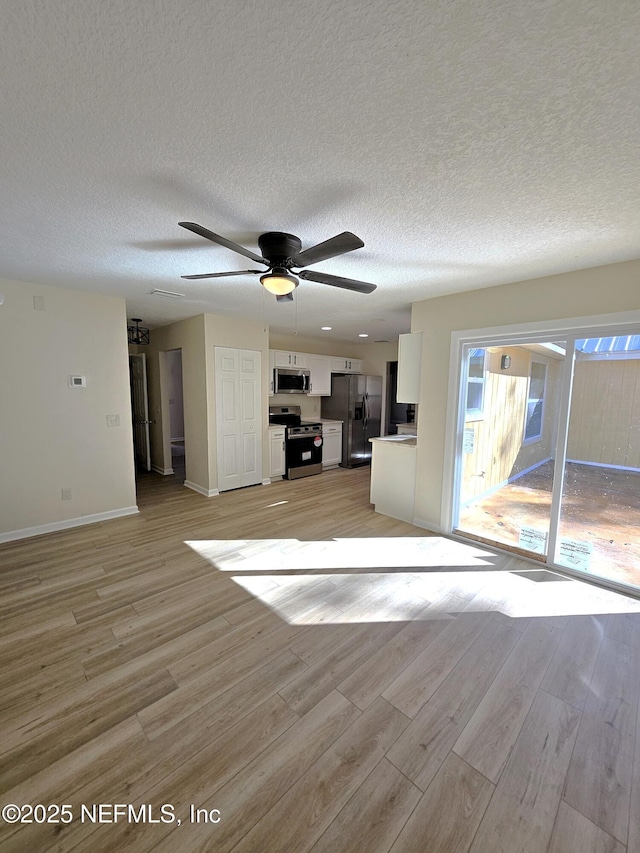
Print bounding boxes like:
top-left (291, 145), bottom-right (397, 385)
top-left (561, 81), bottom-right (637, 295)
top-left (386, 361), bottom-right (414, 435)
top-left (129, 353), bottom-right (151, 472)
top-left (165, 349), bottom-right (186, 483)
top-left (451, 328), bottom-right (640, 593)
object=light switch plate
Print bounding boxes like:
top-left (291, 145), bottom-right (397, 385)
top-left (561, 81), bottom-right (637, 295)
top-left (106, 414), bottom-right (120, 428)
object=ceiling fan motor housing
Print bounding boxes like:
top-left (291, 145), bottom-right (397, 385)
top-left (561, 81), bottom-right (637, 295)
top-left (258, 232), bottom-right (302, 267)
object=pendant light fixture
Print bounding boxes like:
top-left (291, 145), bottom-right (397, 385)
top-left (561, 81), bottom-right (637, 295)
top-left (127, 318), bottom-right (150, 345)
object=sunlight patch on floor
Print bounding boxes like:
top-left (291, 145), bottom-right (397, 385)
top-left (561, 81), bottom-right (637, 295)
top-left (184, 537), bottom-right (640, 624)
top-left (185, 536), bottom-right (501, 572)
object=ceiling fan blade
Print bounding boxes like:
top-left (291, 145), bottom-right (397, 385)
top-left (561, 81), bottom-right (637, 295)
top-left (276, 292), bottom-right (295, 303)
top-left (178, 222), bottom-right (267, 264)
top-left (298, 269), bottom-right (376, 293)
top-left (181, 270), bottom-right (262, 280)
top-left (292, 232), bottom-right (364, 267)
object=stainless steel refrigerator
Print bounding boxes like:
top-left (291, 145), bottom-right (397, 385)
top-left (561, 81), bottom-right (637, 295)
top-left (321, 374), bottom-right (382, 467)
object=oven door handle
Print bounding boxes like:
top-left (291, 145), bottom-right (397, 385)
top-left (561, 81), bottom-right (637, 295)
top-left (287, 433), bottom-right (320, 440)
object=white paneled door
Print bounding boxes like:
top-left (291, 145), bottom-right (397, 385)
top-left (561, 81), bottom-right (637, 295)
top-left (214, 347), bottom-right (262, 492)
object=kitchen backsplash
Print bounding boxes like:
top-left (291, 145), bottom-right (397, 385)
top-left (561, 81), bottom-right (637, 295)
top-left (269, 394), bottom-right (321, 419)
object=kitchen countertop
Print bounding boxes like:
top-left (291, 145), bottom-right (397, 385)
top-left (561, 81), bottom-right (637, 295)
top-left (302, 418), bottom-right (343, 425)
top-left (369, 435), bottom-right (417, 447)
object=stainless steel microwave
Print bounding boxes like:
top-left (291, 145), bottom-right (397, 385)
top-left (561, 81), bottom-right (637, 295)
top-left (274, 367), bottom-right (311, 394)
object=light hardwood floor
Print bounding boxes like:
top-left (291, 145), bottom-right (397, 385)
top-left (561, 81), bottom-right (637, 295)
top-left (1, 466), bottom-right (640, 852)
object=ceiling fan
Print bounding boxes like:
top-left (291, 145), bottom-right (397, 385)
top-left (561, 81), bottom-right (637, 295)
top-left (178, 222), bottom-right (377, 302)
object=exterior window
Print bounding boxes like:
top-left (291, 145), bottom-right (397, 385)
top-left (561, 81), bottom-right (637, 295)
top-left (466, 348), bottom-right (486, 420)
top-left (524, 360), bottom-right (547, 442)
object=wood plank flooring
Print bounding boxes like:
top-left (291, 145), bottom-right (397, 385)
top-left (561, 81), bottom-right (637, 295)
top-left (1, 466), bottom-right (640, 852)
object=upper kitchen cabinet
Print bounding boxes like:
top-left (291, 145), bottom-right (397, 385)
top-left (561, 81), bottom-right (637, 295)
top-left (308, 354), bottom-right (332, 396)
top-left (331, 357), bottom-right (362, 373)
top-left (273, 350), bottom-right (308, 368)
top-left (397, 332), bottom-right (422, 403)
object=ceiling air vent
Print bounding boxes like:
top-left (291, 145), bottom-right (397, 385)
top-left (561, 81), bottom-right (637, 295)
top-left (150, 288), bottom-right (184, 299)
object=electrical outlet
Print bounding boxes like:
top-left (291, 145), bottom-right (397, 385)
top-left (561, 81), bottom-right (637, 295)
top-left (61, 488), bottom-right (72, 500)
top-left (106, 414), bottom-right (120, 428)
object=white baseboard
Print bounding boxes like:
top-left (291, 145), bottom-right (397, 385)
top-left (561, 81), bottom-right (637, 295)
top-left (412, 517), bottom-right (442, 534)
top-left (152, 465), bottom-right (174, 476)
top-left (460, 457), bottom-right (553, 509)
top-left (0, 506), bottom-right (140, 544)
top-left (184, 480), bottom-right (219, 498)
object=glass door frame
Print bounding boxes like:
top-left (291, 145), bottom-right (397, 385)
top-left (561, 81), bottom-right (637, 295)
top-left (442, 313), bottom-right (640, 597)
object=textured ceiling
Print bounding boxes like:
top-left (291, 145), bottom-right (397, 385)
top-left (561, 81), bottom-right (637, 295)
top-left (1, 0), bottom-right (639, 343)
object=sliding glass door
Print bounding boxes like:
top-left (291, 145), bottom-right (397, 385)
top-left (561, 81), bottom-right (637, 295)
top-left (455, 340), bottom-right (565, 560)
top-left (452, 329), bottom-right (640, 593)
top-left (554, 337), bottom-right (640, 588)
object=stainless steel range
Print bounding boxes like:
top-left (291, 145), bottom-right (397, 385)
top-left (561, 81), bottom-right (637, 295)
top-left (269, 405), bottom-right (323, 479)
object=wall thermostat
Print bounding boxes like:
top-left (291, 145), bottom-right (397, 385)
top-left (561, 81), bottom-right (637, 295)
top-left (68, 375), bottom-right (86, 388)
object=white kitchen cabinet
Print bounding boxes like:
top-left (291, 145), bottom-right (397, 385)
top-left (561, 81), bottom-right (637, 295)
top-left (331, 357), bottom-right (362, 373)
top-left (321, 421), bottom-right (342, 468)
top-left (369, 436), bottom-right (417, 523)
top-left (273, 350), bottom-right (307, 368)
top-left (269, 427), bottom-right (286, 479)
top-left (397, 332), bottom-right (422, 404)
top-left (308, 354), bottom-right (332, 396)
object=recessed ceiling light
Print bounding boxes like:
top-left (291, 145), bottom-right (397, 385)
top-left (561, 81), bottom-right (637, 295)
top-left (358, 333), bottom-right (369, 338)
top-left (321, 326), bottom-right (332, 331)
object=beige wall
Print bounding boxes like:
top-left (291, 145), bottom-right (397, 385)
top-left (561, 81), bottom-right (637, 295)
top-left (148, 313), bottom-right (269, 494)
top-left (568, 358), bottom-right (640, 468)
top-left (0, 278), bottom-right (137, 539)
top-left (147, 316), bottom-right (209, 489)
top-left (411, 258), bottom-right (640, 528)
top-left (461, 348), bottom-right (561, 504)
top-left (269, 333), bottom-right (360, 360)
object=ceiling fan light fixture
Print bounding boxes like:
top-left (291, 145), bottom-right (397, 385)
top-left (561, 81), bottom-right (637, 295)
top-left (260, 268), bottom-right (298, 295)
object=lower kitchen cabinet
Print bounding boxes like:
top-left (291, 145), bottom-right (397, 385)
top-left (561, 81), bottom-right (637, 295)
top-left (269, 428), bottom-right (285, 479)
top-left (369, 436), bottom-right (416, 523)
top-left (322, 422), bottom-right (342, 468)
